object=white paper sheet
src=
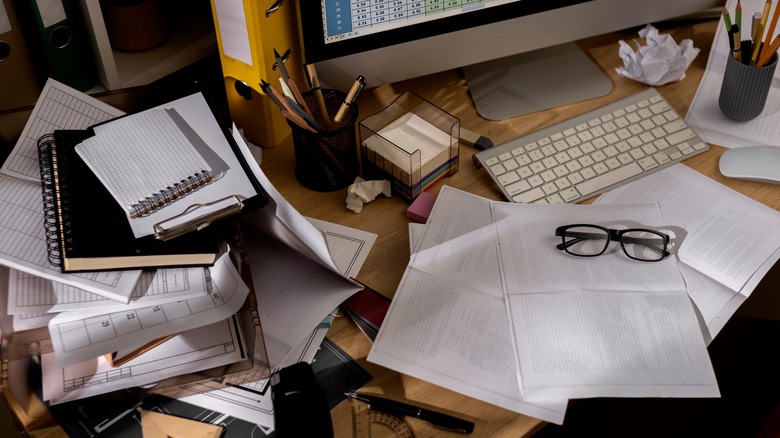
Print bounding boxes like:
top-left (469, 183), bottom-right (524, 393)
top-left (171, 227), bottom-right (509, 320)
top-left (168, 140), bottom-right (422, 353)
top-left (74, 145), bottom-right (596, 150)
top-left (0, 173), bottom-right (141, 302)
top-left (371, 188), bottom-right (568, 425)
top-left (6, 267), bottom-right (207, 314)
top-left (175, 316), bottom-right (333, 431)
top-left (595, 164), bottom-right (780, 341)
top-left (2, 78), bottom-right (123, 183)
top-left (47, 253), bottom-right (249, 367)
top-left (0, 79), bottom-right (148, 303)
top-left (491, 201), bottom-right (717, 401)
top-left (42, 316), bottom-right (247, 404)
top-left (231, 129), bottom-right (369, 368)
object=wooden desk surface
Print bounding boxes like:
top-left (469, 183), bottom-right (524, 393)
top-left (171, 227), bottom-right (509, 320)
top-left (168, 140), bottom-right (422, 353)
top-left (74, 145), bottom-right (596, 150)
top-left (258, 17), bottom-right (780, 438)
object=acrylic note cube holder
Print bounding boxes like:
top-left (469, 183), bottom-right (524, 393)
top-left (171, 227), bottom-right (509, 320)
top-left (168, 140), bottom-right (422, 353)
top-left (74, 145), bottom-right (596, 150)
top-left (359, 91), bottom-right (459, 202)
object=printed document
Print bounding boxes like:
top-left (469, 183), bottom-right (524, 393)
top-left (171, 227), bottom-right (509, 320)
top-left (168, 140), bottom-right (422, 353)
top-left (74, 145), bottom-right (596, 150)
top-left (47, 253), bottom-right (249, 368)
top-left (370, 188), bottom-right (568, 425)
top-left (42, 316), bottom-right (247, 405)
top-left (371, 186), bottom-right (721, 424)
top-left (5, 267), bottom-right (208, 314)
top-left (595, 164), bottom-right (780, 342)
top-left (491, 199), bottom-right (718, 401)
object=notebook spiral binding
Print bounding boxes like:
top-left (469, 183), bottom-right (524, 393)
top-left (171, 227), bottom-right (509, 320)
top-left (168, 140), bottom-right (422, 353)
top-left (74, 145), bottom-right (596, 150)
top-left (130, 170), bottom-right (215, 218)
top-left (37, 133), bottom-right (68, 267)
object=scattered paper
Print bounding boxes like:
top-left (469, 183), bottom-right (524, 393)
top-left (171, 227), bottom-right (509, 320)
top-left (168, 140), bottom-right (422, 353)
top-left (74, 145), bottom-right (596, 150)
top-left (595, 164), bottom-right (780, 342)
top-left (47, 253), bottom-right (249, 368)
top-left (42, 316), bottom-right (247, 405)
top-left (346, 177), bottom-right (391, 213)
top-left (616, 24), bottom-right (699, 86)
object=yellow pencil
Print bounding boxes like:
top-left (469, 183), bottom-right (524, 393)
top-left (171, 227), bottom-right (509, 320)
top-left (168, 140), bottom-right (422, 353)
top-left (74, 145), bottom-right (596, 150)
top-left (756, 35), bottom-right (780, 67)
top-left (757, 0), bottom-right (780, 64)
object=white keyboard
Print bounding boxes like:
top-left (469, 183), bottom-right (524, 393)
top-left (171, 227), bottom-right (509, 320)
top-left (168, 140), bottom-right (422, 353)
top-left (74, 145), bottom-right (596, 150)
top-left (475, 88), bottom-right (708, 204)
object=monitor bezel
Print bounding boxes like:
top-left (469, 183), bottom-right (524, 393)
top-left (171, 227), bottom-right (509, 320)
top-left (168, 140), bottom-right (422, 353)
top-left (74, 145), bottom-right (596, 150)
top-left (298, 0), bottom-right (590, 64)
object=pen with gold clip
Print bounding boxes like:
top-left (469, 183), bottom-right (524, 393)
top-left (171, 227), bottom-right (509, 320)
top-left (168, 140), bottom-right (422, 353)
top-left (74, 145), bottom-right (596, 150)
top-left (334, 75), bottom-right (365, 124)
top-left (345, 392), bottom-right (474, 433)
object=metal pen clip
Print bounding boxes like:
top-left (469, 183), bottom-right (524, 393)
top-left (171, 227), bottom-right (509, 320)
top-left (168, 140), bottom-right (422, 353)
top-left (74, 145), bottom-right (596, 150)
top-left (153, 195), bottom-right (244, 241)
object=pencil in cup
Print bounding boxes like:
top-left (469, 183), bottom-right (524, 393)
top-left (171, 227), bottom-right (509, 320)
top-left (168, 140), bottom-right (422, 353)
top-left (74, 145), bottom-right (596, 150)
top-left (285, 89), bottom-right (360, 191)
top-left (718, 46), bottom-right (777, 122)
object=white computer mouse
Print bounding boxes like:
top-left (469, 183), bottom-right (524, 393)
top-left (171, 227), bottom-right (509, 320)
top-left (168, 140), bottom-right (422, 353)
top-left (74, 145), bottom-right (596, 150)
top-left (719, 146), bottom-right (780, 184)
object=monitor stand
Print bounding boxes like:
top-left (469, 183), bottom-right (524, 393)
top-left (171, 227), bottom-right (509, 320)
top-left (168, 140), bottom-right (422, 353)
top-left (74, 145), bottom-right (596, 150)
top-left (463, 42), bottom-right (613, 121)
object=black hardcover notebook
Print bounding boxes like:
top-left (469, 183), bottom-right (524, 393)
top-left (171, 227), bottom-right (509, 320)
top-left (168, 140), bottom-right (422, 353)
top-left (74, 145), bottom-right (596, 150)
top-left (36, 89), bottom-right (270, 272)
top-left (37, 129), bottom-right (222, 272)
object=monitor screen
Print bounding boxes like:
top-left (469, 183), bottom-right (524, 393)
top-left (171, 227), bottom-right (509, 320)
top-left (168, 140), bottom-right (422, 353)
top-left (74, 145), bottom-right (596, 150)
top-left (300, 0), bottom-right (587, 63)
top-left (298, 1), bottom-right (721, 118)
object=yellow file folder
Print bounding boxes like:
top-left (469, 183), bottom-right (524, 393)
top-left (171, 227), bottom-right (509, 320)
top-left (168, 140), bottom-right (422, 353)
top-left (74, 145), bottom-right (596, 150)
top-left (209, 0), bottom-right (305, 148)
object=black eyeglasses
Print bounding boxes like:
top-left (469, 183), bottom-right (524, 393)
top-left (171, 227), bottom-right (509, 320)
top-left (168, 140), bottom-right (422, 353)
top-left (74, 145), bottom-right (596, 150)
top-left (555, 224), bottom-right (671, 262)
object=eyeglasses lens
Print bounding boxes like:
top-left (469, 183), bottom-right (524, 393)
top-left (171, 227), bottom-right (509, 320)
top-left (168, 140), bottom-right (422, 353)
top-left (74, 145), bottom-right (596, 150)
top-left (563, 226), bottom-right (609, 256)
top-left (622, 230), bottom-right (666, 261)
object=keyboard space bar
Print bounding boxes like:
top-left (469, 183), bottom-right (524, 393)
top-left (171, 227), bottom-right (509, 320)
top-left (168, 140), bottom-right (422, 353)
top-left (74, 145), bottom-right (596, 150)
top-left (576, 162), bottom-right (643, 197)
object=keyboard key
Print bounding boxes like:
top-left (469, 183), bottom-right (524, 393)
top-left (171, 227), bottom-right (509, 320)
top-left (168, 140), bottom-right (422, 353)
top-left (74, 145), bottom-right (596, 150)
top-left (666, 128), bottom-right (696, 145)
top-left (498, 171), bottom-right (520, 186)
top-left (506, 179), bottom-right (531, 195)
top-left (489, 163), bottom-right (507, 175)
top-left (513, 187), bottom-right (545, 203)
top-left (576, 162), bottom-right (643, 196)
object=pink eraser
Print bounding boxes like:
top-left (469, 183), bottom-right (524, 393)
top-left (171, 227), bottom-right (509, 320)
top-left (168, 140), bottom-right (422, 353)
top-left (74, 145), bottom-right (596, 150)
top-left (406, 191), bottom-right (437, 223)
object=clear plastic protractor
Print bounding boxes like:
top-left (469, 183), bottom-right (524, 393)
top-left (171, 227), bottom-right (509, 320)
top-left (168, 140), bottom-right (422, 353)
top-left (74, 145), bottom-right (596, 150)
top-left (351, 398), bottom-right (415, 438)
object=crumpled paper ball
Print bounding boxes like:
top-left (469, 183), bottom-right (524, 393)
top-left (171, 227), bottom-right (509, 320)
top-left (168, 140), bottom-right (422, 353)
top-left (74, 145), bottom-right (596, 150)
top-left (346, 177), bottom-right (391, 213)
top-left (615, 24), bottom-right (699, 86)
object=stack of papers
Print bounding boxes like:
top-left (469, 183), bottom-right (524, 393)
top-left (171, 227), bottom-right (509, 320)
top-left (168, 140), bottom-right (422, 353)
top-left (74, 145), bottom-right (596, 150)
top-left (0, 79), bottom-right (375, 431)
top-left (370, 164), bottom-right (780, 424)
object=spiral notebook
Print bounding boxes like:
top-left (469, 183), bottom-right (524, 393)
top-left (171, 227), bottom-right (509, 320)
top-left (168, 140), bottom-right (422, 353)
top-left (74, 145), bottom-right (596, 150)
top-left (75, 106), bottom-right (230, 220)
top-left (67, 90), bottom-right (268, 241)
top-left (35, 90), bottom-right (269, 272)
top-left (37, 129), bottom-right (221, 272)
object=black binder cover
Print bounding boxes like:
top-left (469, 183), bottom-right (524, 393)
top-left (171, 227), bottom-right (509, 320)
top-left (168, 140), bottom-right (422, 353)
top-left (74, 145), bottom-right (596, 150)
top-left (38, 129), bottom-right (221, 272)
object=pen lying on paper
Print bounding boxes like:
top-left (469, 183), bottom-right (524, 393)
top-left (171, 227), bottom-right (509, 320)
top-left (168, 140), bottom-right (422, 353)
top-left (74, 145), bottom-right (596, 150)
top-left (345, 392), bottom-right (474, 434)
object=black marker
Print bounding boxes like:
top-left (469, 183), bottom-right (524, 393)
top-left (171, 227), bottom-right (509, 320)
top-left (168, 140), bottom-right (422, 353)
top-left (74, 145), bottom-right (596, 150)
top-left (345, 392), bottom-right (474, 433)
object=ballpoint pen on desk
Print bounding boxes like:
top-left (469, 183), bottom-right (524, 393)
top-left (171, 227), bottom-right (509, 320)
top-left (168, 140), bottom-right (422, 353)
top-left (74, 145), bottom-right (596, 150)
top-left (345, 392), bottom-right (475, 434)
top-left (334, 75), bottom-right (365, 124)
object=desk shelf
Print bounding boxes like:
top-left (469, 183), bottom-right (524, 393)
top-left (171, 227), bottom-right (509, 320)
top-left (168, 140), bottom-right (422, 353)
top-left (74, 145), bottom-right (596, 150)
top-left (78, 0), bottom-right (217, 91)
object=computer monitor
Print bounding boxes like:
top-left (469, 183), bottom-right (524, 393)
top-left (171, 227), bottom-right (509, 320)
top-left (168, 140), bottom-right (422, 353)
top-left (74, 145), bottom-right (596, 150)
top-left (298, 0), bottom-right (721, 120)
